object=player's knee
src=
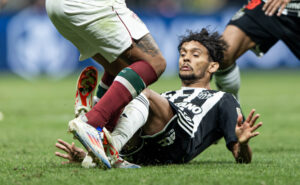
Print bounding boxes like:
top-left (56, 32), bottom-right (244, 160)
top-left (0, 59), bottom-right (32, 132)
top-left (141, 88), bottom-right (151, 99)
top-left (215, 64), bottom-right (240, 99)
top-left (148, 55), bottom-right (166, 77)
top-left (157, 56), bottom-right (167, 77)
top-left (221, 49), bottom-right (235, 70)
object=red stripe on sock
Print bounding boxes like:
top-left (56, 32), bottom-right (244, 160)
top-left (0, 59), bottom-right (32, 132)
top-left (130, 61), bottom-right (158, 86)
top-left (85, 81), bottom-right (132, 128)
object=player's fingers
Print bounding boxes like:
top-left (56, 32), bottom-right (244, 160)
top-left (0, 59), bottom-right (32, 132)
top-left (264, 0), bottom-right (279, 15)
top-left (277, 3), bottom-right (287, 16)
top-left (70, 142), bottom-right (75, 152)
top-left (61, 161), bottom-right (71, 165)
top-left (250, 132), bottom-right (260, 138)
top-left (55, 152), bottom-right (71, 160)
top-left (55, 143), bottom-right (70, 153)
top-left (71, 143), bottom-right (83, 154)
top-left (263, 0), bottom-right (273, 11)
top-left (58, 139), bottom-right (72, 147)
top-left (268, 1), bottom-right (282, 16)
top-left (251, 122), bottom-right (263, 131)
top-left (61, 141), bottom-right (73, 153)
top-left (250, 114), bottom-right (260, 126)
top-left (73, 145), bottom-right (82, 152)
top-left (264, 0), bottom-right (277, 15)
top-left (246, 109), bottom-right (255, 123)
top-left (57, 139), bottom-right (72, 148)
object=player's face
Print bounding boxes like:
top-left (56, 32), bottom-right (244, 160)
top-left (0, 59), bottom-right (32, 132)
top-left (179, 41), bottom-right (211, 81)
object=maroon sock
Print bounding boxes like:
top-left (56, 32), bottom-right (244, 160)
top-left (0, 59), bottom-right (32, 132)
top-left (85, 61), bottom-right (157, 128)
top-left (105, 108), bottom-right (124, 132)
top-left (101, 71), bottom-right (114, 86)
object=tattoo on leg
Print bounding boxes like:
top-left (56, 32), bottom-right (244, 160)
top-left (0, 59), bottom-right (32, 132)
top-left (135, 34), bottom-right (160, 57)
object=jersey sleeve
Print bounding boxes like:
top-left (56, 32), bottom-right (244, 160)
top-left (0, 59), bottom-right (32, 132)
top-left (218, 93), bottom-right (242, 151)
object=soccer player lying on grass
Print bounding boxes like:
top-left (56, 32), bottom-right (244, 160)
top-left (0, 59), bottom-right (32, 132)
top-left (55, 28), bottom-right (262, 168)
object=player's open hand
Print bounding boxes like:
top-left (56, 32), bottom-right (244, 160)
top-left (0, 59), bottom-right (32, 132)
top-left (55, 139), bottom-right (87, 164)
top-left (262, 0), bottom-right (291, 16)
top-left (235, 109), bottom-right (263, 144)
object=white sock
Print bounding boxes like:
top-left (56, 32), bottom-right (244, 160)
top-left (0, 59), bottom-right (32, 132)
top-left (214, 64), bottom-right (240, 100)
top-left (111, 93), bottom-right (149, 152)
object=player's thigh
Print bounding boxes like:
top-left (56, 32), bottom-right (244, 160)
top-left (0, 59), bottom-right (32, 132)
top-left (222, 25), bottom-right (255, 69)
top-left (142, 89), bottom-right (174, 135)
top-left (46, 0), bottom-right (101, 61)
top-left (92, 34), bottom-right (166, 76)
top-left (278, 16), bottom-right (300, 59)
top-left (86, 3), bottom-right (166, 76)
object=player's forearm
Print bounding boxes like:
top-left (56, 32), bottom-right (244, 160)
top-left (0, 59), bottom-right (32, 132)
top-left (232, 142), bottom-right (252, 163)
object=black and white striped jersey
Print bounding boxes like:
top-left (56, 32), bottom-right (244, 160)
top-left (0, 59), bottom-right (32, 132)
top-left (124, 87), bottom-right (242, 164)
top-left (161, 87), bottom-right (240, 139)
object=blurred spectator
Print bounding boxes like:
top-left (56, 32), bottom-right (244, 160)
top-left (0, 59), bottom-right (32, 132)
top-left (31, 0), bottom-right (45, 13)
top-left (1, 0), bottom-right (30, 12)
top-left (155, 0), bottom-right (181, 17)
top-left (0, 0), bottom-right (7, 10)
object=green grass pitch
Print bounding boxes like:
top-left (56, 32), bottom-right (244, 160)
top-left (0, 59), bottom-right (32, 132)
top-left (0, 70), bottom-right (299, 185)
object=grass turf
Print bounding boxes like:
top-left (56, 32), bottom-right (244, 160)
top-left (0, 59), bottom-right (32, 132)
top-left (0, 70), bottom-right (299, 185)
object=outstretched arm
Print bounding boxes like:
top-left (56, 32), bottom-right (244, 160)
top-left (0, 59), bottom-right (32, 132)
top-left (55, 139), bottom-right (87, 164)
top-left (231, 109), bottom-right (263, 163)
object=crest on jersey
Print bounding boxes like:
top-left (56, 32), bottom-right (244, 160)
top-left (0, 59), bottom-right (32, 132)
top-left (231, 8), bottom-right (245, 21)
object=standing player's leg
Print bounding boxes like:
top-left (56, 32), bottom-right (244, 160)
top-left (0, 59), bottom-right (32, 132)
top-left (85, 34), bottom-right (166, 129)
top-left (92, 54), bottom-right (128, 105)
top-left (46, 0), bottom-right (166, 167)
top-left (215, 25), bottom-right (255, 100)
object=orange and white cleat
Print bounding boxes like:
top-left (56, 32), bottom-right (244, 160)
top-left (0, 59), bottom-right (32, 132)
top-left (75, 66), bottom-right (98, 117)
top-left (68, 117), bottom-right (111, 169)
top-left (102, 127), bottom-right (141, 168)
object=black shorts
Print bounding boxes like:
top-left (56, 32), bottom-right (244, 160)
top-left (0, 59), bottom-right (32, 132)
top-left (121, 101), bottom-right (238, 165)
top-left (228, 1), bottom-right (300, 59)
top-left (122, 114), bottom-right (193, 165)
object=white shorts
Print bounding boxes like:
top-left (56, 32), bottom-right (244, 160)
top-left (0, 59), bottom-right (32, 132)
top-left (46, 0), bottom-right (149, 62)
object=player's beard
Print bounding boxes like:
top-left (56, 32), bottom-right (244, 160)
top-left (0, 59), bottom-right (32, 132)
top-left (179, 71), bottom-right (205, 82)
top-left (179, 73), bottom-right (196, 81)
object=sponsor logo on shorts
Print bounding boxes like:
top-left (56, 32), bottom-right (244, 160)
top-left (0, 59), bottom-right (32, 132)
top-left (157, 129), bottom-right (176, 147)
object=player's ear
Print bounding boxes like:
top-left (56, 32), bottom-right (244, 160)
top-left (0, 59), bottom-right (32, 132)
top-left (208, 62), bottom-right (219, 73)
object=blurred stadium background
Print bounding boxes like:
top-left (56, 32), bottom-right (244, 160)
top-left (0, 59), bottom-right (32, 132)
top-left (0, 0), bottom-right (299, 80)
